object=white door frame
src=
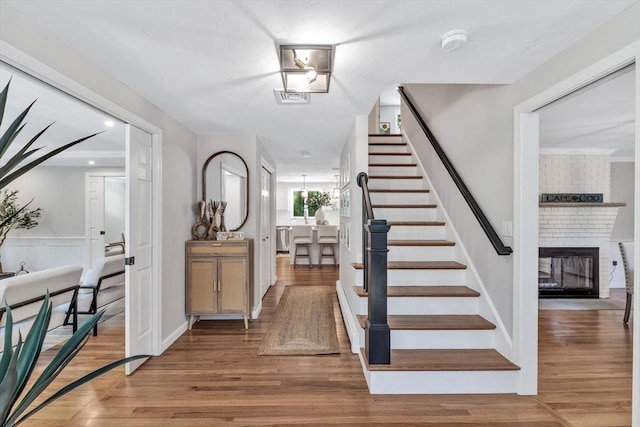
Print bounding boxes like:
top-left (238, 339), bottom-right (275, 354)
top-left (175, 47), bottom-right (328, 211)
top-left (1, 41), bottom-right (164, 356)
top-left (261, 157), bottom-right (276, 283)
top-left (513, 40), bottom-right (639, 420)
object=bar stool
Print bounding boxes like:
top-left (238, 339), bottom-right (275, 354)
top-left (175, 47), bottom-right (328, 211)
top-left (317, 225), bottom-right (339, 268)
top-left (291, 226), bottom-right (313, 268)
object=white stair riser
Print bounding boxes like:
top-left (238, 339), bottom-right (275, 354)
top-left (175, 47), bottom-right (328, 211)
top-left (370, 192), bottom-right (432, 204)
top-left (356, 269), bottom-right (466, 285)
top-left (388, 226), bottom-right (445, 240)
top-left (362, 367), bottom-right (517, 394)
top-left (388, 245), bottom-right (455, 261)
top-left (358, 328), bottom-right (494, 349)
top-left (369, 145), bottom-right (408, 154)
top-left (368, 179), bottom-right (425, 190)
top-left (368, 166), bottom-right (418, 176)
top-left (368, 155), bottom-right (414, 164)
top-left (369, 136), bottom-right (403, 144)
top-left (373, 207), bottom-right (438, 221)
top-left (356, 295), bottom-right (478, 315)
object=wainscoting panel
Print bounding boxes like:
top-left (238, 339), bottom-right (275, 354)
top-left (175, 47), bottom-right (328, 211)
top-left (1, 237), bottom-right (87, 273)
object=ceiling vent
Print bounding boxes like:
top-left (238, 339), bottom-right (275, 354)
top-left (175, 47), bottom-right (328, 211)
top-left (274, 89), bottom-right (310, 105)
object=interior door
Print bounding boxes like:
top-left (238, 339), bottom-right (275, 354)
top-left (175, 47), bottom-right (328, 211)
top-left (88, 176), bottom-right (105, 268)
top-left (125, 124), bottom-right (154, 374)
top-left (260, 167), bottom-right (272, 298)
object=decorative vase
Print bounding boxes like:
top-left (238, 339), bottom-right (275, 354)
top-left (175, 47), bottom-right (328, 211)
top-left (314, 206), bottom-right (326, 225)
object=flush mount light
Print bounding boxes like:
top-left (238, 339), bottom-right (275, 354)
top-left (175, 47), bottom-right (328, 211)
top-left (441, 29), bottom-right (467, 52)
top-left (88, 160), bottom-right (95, 165)
top-left (301, 151), bottom-right (311, 158)
top-left (104, 120), bottom-right (115, 127)
top-left (279, 44), bottom-right (334, 93)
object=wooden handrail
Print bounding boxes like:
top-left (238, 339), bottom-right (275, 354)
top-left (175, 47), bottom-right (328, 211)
top-left (357, 172), bottom-right (374, 220)
top-left (398, 86), bottom-right (513, 256)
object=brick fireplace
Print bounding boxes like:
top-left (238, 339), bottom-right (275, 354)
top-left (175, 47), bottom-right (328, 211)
top-left (538, 152), bottom-right (624, 298)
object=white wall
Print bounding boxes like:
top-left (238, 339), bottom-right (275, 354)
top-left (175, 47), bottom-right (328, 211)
top-left (380, 105), bottom-right (401, 134)
top-left (1, 3), bottom-right (199, 346)
top-left (104, 176), bottom-right (125, 243)
top-left (611, 161), bottom-right (635, 241)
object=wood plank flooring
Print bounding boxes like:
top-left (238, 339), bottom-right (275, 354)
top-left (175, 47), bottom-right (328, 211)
top-left (20, 256), bottom-right (632, 426)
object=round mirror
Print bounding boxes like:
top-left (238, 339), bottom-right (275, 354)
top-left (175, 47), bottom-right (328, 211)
top-left (202, 151), bottom-right (249, 231)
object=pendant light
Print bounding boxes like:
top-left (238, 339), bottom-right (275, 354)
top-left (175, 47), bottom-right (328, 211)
top-left (332, 174), bottom-right (340, 199)
top-left (301, 174), bottom-right (308, 198)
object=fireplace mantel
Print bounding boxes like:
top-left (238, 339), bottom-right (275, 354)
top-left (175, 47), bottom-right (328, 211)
top-left (539, 202), bottom-right (626, 208)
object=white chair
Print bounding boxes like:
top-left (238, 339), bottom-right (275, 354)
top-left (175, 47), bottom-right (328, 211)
top-left (317, 225), bottom-right (339, 268)
top-left (291, 226), bottom-right (313, 268)
top-left (619, 242), bottom-right (634, 324)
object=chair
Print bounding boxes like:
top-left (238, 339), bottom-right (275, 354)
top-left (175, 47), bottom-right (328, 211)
top-left (317, 225), bottom-right (339, 268)
top-left (291, 226), bottom-right (313, 268)
top-left (619, 242), bottom-right (634, 324)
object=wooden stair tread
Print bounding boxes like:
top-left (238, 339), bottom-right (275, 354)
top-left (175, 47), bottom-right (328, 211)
top-left (369, 142), bottom-right (407, 146)
top-left (356, 314), bottom-right (496, 330)
top-left (388, 221), bottom-right (445, 226)
top-left (352, 261), bottom-right (467, 270)
top-left (368, 133), bottom-right (403, 137)
top-left (368, 175), bottom-right (423, 179)
top-left (369, 152), bottom-right (412, 156)
top-left (388, 239), bottom-right (455, 247)
top-left (360, 348), bottom-right (520, 372)
top-left (369, 163), bottom-right (417, 167)
top-left (354, 285), bottom-right (480, 298)
top-left (372, 204), bottom-right (437, 209)
top-left (368, 189), bottom-right (429, 193)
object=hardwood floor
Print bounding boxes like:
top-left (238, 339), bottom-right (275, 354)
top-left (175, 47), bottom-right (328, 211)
top-left (21, 257), bottom-right (632, 426)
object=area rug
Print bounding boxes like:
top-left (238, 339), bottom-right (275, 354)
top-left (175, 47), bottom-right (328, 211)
top-left (258, 285), bottom-right (340, 356)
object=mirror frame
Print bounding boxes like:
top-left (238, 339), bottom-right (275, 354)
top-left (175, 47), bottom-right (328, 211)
top-left (202, 150), bottom-right (249, 231)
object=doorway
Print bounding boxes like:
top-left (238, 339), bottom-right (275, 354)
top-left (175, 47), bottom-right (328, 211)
top-left (514, 42), bottom-right (639, 416)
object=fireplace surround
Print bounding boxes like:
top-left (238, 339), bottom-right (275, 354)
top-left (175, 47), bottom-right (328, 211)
top-left (538, 247), bottom-right (599, 298)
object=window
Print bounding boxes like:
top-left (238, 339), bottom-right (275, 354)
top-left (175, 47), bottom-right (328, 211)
top-left (292, 190), bottom-right (320, 217)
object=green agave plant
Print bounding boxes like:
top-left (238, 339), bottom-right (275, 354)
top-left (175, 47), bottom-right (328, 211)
top-left (0, 296), bottom-right (147, 426)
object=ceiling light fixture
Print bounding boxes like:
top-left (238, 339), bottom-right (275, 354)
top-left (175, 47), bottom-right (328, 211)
top-left (301, 151), bottom-right (311, 158)
top-left (441, 29), bottom-right (467, 52)
top-left (104, 120), bottom-right (115, 127)
top-left (301, 174), bottom-right (308, 198)
top-left (279, 44), bottom-right (334, 93)
top-left (332, 174), bottom-right (340, 199)
top-left (88, 160), bottom-right (95, 165)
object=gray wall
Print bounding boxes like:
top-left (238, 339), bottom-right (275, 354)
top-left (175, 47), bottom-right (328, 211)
top-left (611, 161), bottom-right (635, 241)
top-left (1, 3), bottom-right (199, 346)
top-left (402, 3), bottom-right (639, 337)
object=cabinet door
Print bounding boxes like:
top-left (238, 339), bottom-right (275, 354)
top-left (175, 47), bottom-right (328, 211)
top-left (218, 257), bottom-right (246, 314)
top-left (187, 259), bottom-right (218, 314)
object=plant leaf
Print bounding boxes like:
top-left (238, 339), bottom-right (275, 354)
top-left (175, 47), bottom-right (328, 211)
top-left (0, 122), bottom-right (51, 180)
top-left (0, 200), bottom-right (33, 231)
top-left (0, 100), bottom-right (36, 159)
top-left (0, 333), bottom-right (22, 424)
top-left (11, 293), bottom-right (52, 412)
top-left (7, 309), bottom-right (105, 423)
top-left (0, 305), bottom-right (14, 381)
top-left (0, 132), bottom-right (102, 190)
top-left (0, 79), bottom-right (10, 131)
top-left (14, 354), bottom-right (150, 426)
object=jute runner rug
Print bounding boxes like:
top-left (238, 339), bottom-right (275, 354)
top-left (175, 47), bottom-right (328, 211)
top-left (258, 285), bottom-right (340, 356)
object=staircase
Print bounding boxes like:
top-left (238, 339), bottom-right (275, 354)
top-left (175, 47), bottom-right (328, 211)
top-left (344, 134), bottom-right (518, 394)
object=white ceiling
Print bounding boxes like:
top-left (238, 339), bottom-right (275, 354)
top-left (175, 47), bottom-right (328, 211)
top-left (2, 0), bottom-right (636, 180)
top-left (539, 65), bottom-right (636, 159)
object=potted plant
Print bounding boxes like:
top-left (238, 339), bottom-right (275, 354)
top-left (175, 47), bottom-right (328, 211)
top-left (306, 191), bottom-right (336, 225)
top-left (0, 189), bottom-right (42, 273)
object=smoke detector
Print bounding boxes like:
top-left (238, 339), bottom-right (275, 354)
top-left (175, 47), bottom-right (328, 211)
top-left (441, 29), bottom-right (467, 52)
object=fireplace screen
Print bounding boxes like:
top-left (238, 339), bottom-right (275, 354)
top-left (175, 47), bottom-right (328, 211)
top-left (538, 247), bottom-right (599, 298)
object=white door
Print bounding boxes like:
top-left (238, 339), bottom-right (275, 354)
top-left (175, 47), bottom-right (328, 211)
top-left (125, 124), bottom-right (154, 374)
top-left (88, 176), bottom-right (105, 268)
top-left (260, 167), bottom-right (272, 298)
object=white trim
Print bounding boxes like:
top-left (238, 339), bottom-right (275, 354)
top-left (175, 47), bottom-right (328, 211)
top-left (336, 280), bottom-right (360, 354)
top-left (611, 157), bottom-right (636, 163)
top-left (161, 321), bottom-right (188, 353)
top-left (513, 41), bottom-right (639, 406)
top-left (539, 148), bottom-right (617, 155)
top-left (260, 156), bottom-right (277, 291)
top-left (1, 40), bottom-right (165, 357)
top-left (251, 300), bottom-right (263, 320)
top-left (634, 41), bottom-right (640, 427)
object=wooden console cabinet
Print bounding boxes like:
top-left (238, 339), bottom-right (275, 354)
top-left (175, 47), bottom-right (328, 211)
top-left (185, 239), bottom-right (253, 330)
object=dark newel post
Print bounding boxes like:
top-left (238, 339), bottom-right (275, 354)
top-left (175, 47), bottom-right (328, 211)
top-left (365, 219), bottom-right (390, 364)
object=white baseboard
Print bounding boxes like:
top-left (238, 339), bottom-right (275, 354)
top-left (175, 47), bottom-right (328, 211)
top-left (161, 320), bottom-right (188, 354)
top-left (252, 300), bottom-right (263, 319)
top-left (336, 280), bottom-right (359, 354)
